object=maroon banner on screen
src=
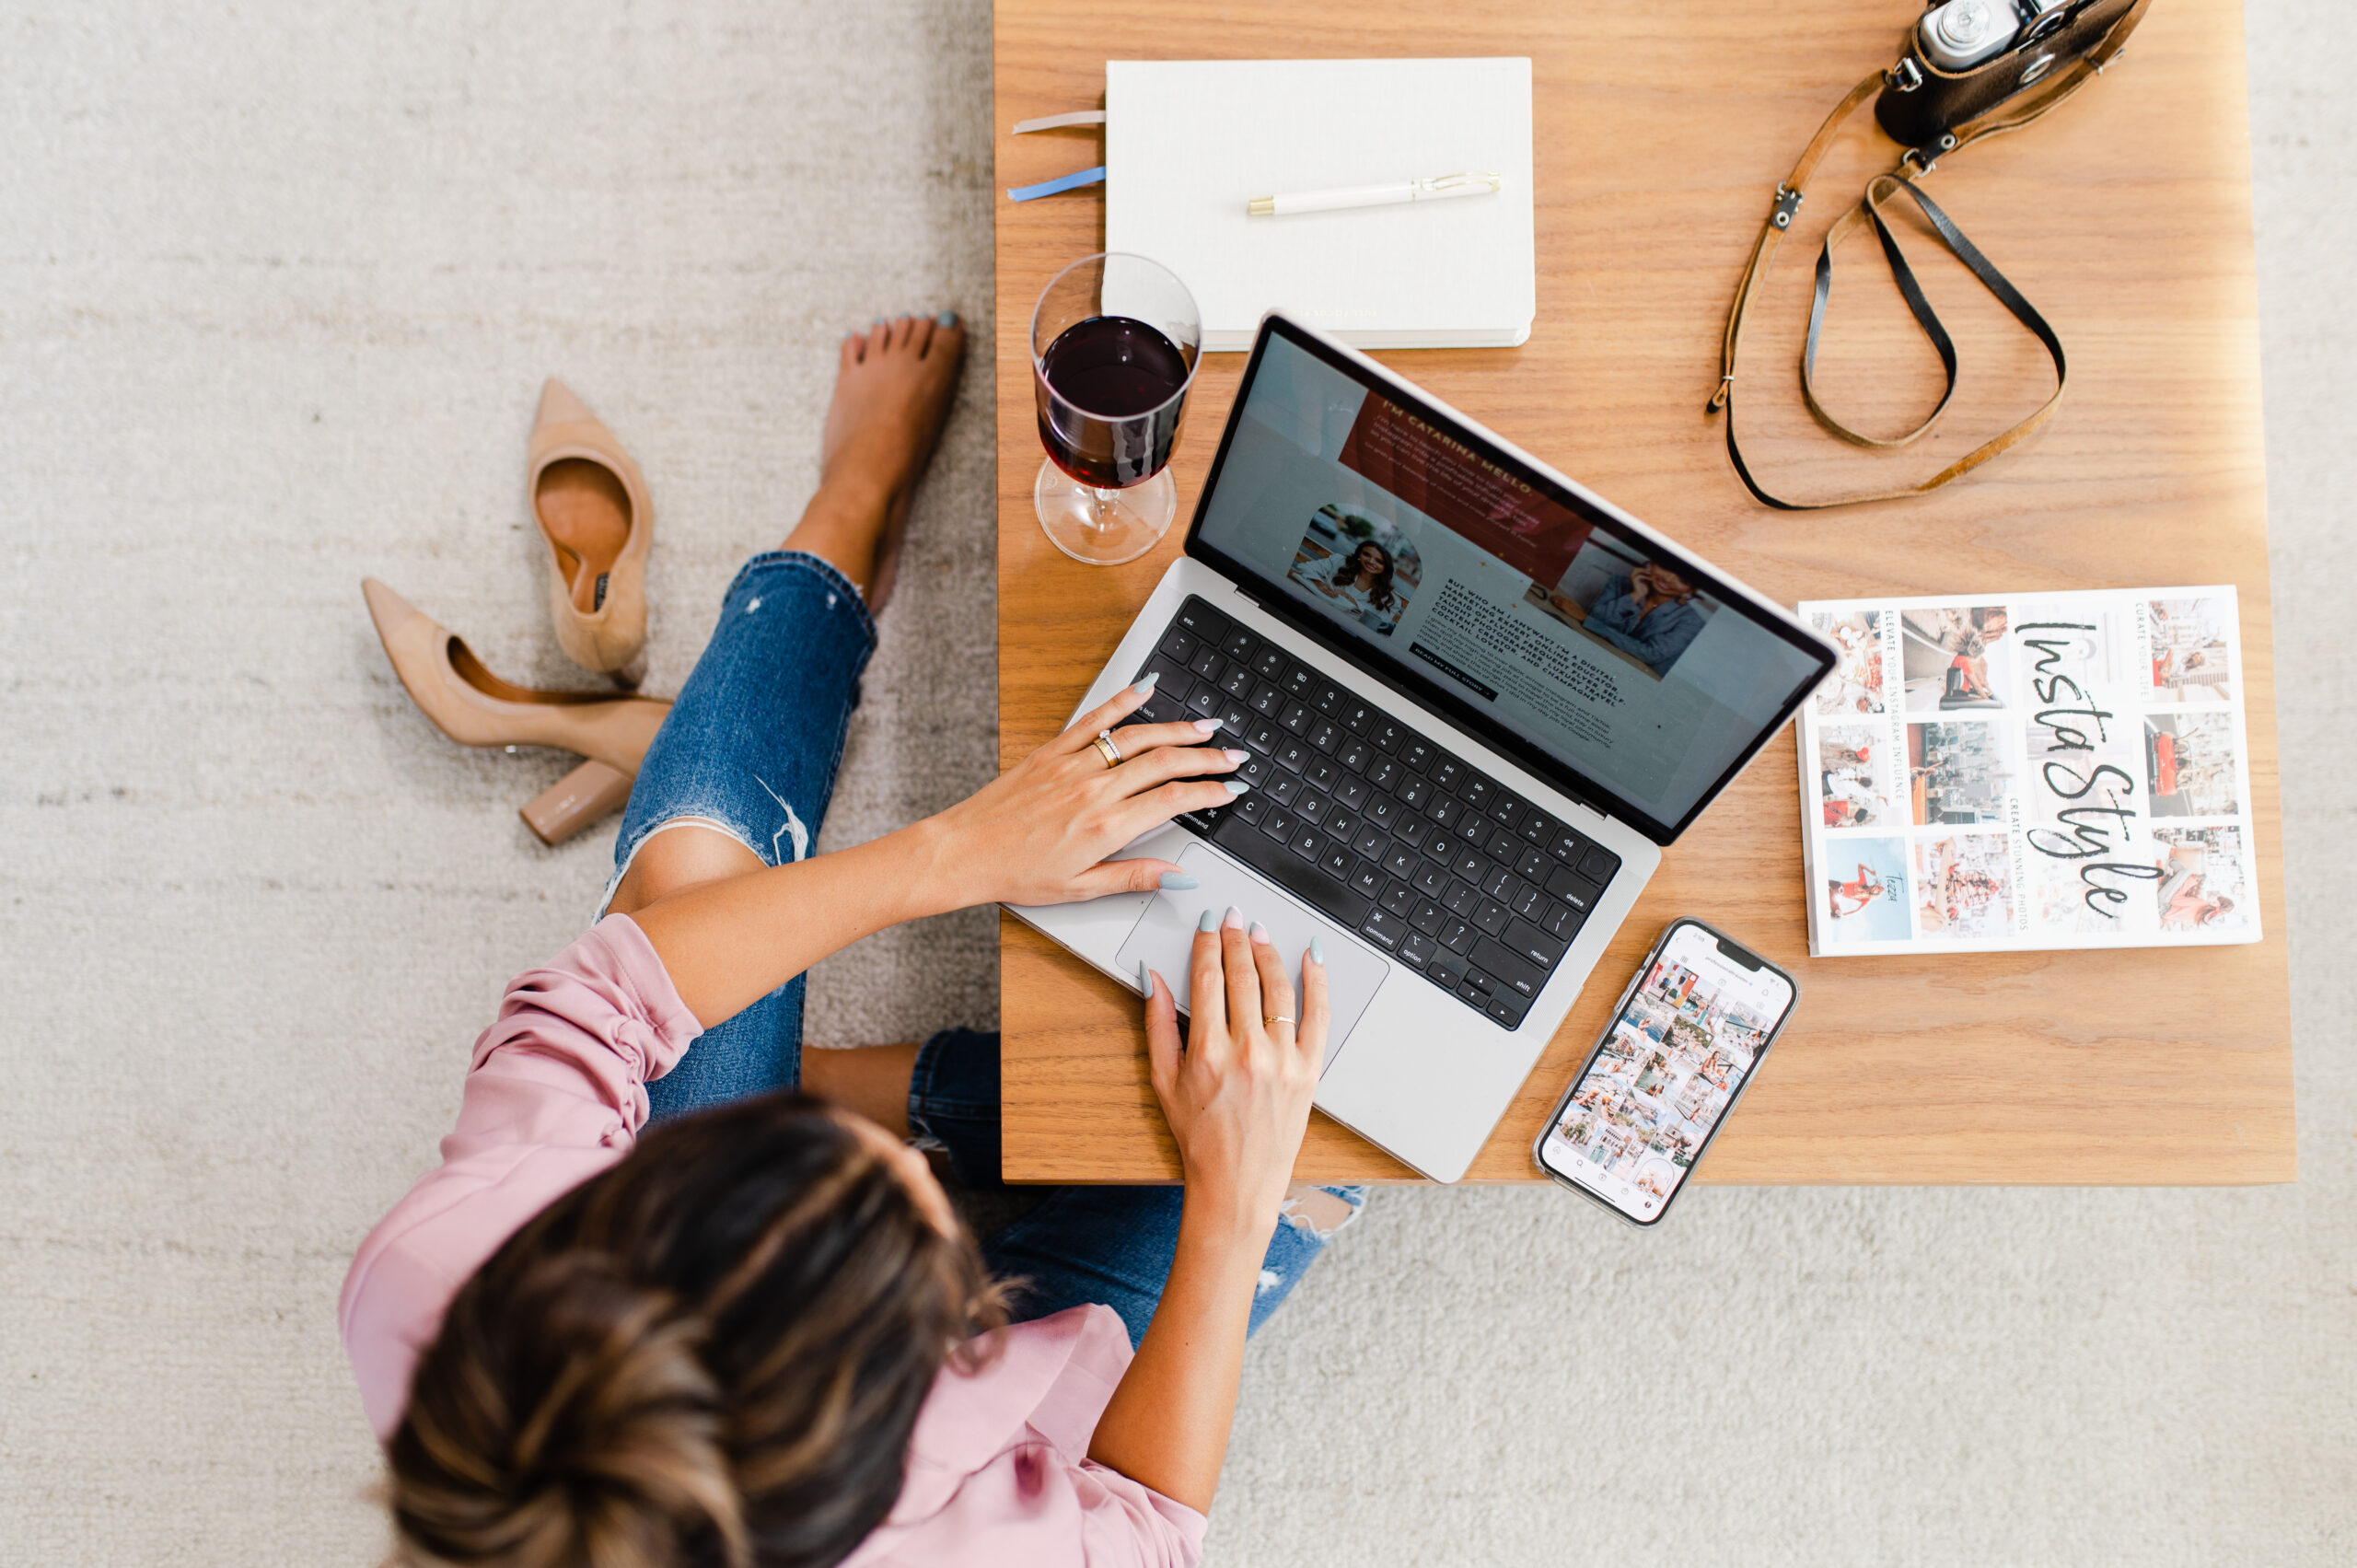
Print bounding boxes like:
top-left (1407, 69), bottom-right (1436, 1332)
top-left (1336, 395), bottom-right (1592, 584)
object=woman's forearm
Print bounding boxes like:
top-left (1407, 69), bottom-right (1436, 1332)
top-left (1086, 1194), bottom-right (1271, 1514)
top-left (628, 819), bottom-right (961, 1028)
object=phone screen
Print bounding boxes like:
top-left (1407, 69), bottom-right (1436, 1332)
top-left (1538, 922), bottom-right (1795, 1222)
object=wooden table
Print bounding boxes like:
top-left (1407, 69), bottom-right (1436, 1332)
top-left (993, 0), bottom-right (2292, 1184)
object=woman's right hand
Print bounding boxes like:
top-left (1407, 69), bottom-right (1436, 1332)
top-left (1141, 912), bottom-right (1329, 1237)
top-left (917, 677), bottom-right (1248, 911)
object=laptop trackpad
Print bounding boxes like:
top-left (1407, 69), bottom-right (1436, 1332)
top-left (1115, 842), bottom-right (1387, 1074)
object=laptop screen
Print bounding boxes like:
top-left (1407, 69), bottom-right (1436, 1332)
top-left (1186, 319), bottom-right (1832, 842)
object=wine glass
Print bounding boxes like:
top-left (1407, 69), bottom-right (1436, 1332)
top-left (1031, 251), bottom-right (1202, 565)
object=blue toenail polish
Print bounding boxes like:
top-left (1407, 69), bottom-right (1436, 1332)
top-left (1159, 872), bottom-right (1201, 890)
top-left (1198, 908), bottom-right (1220, 934)
top-left (937, 309), bottom-right (959, 327)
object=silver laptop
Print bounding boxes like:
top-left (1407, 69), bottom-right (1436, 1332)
top-left (1010, 315), bottom-right (1835, 1182)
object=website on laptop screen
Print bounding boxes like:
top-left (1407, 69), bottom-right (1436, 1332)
top-left (1193, 331), bottom-right (1823, 831)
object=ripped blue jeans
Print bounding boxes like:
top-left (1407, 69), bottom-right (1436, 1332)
top-left (603, 551), bottom-right (1364, 1345)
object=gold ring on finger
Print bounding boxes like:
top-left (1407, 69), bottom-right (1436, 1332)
top-left (1265, 1014), bottom-right (1295, 1027)
top-left (1093, 729), bottom-right (1123, 769)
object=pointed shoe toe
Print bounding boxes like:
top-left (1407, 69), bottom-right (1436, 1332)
top-left (359, 579), bottom-right (669, 776)
top-left (528, 379), bottom-right (653, 675)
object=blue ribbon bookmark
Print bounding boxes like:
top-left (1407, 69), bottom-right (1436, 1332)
top-left (1005, 165), bottom-right (1107, 202)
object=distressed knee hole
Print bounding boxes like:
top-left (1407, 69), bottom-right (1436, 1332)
top-left (1277, 1183), bottom-right (1363, 1242)
top-left (1257, 1269), bottom-right (1283, 1296)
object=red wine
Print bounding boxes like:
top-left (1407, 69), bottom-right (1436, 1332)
top-left (1035, 314), bottom-right (1191, 489)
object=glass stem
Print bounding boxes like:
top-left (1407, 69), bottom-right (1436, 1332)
top-left (1089, 487), bottom-right (1119, 531)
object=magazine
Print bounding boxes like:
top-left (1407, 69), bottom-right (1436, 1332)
top-left (1795, 587), bottom-right (2260, 955)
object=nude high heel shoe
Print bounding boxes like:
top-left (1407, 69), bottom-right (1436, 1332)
top-left (529, 378), bottom-right (652, 675)
top-left (363, 578), bottom-right (668, 842)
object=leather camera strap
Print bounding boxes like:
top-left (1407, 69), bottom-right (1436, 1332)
top-left (1707, 0), bottom-right (2151, 510)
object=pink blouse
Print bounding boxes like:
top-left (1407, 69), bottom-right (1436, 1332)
top-left (340, 915), bottom-right (1204, 1567)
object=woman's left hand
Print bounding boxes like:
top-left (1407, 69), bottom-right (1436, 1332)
top-left (916, 676), bottom-right (1247, 911)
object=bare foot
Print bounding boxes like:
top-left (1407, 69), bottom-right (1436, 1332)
top-left (788, 312), bottom-right (965, 611)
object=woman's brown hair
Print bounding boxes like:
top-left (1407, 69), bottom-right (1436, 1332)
top-left (387, 1092), bottom-right (1005, 1568)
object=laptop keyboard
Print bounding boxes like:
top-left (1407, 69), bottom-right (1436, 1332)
top-left (1132, 596), bottom-right (1621, 1030)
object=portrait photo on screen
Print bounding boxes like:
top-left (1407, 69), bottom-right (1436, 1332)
top-left (1520, 534), bottom-right (1719, 679)
top-left (1284, 505), bottom-right (1422, 637)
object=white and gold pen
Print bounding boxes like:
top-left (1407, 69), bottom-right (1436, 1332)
top-left (1247, 171), bottom-right (1503, 216)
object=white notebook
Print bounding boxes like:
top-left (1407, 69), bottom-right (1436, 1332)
top-left (1104, 58), bottom-right (1535, 352)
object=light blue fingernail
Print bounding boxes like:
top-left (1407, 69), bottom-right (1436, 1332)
top-left (1132, 670), bottom-right (1160, 692)
top-left (1198, 908), bottom-right (1220, 934)
top-left (937, 309), bottom-right (959, 327)
top-left (1159, 872), bottom-right (1201, 889)
top-left (1248, 921), bottom-right (1271, 944)
top-left (1137, 959), bottom-right (1153, 999)
top-left (1225, 779), bottom-right (1250, 796)
top-left (1311, 935), bottom-right (1327, 965)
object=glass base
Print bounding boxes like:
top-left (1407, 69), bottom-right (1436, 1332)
top-left (1035, 461), bottom-right (1176, 565)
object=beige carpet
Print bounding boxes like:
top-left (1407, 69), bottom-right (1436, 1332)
top-left (1, 3), bottom-right (2348, 1563)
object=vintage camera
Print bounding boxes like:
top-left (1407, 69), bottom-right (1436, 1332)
top-left (1914, 0), bottom-right (2073, 73)
top-left (1876, 0), bottom-right (2136, 150)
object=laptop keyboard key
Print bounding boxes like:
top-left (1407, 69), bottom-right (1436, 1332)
top-left (1290, 828), bottom-right (1324, 862)
top-left (1361, 907), bottom-right (1405, 950)
top-left (1252, 647), bottom-right (1289, 680)
top-left (1472, 938), bottom-right (1544, 999)
top-left (1248, 680), bottom-right (1284, 715)
top-left (1504, 918), bottom-right (1567, 970)
top-left (1295, 792), bottom-right (1325, 822)
top-left (1399, 738), bottom-right (1434, 774)
top-left (1274, 739), bottom-right (1309, 772)
top-left (1160, 628), bottom-right (1199, 662)
top-left (1515, 846), bottom-right (1550, 881)
top-left (1267, 773), bottom-right (1298, 806)
top-left (1246, 719), bottom-right (1282, 753)
top-left (1278, 701), bottom-right (1313, 734)
top-left (1519, 811), bottom-right (1557, 848)
top-left (1439, 917), bottom-right (1476, 954)
top-left (1187, 684), bottom-right (1221, 718)
top-left (1219, 664), bottom-right (1254, 697)
top-left (1370, 720), bottom-right (1406, 753)
top-left (1428, 796), bottom-right (1461, 829)
top-left (1512, 883), bottom-right (1545, 919)
top-left (1550, 829), bottom-right (1585, 864)
top-left (1221, 629), bottom-right (1255, 661)
top-left (1382, 843), bottom-right (1418, 879)
top-left (1488, 794), bottom-right (1524, 829)
top-left (1261, 807), bottom-right (1296, 842)
top-left (1350, 862), bottom-right (1385, 898)
top-left (1486, 993), bottom-right (1530, 1029)
top-left (1353, 825), bottom-right (1388, 859)
top-left (1580, 845), bottom-right (1621, 884)
top-left (1322, 846), bottom-right (1355, 879)
top-left (1338, 700), bottom-right (1376, 734)
top-left (1544, 864), bottom-right (1602, 912)
top-left (1411, 860), bottom-right (1452, 898)
top-left (1482, 865), bottom-right (1518, 901)
top-left (1487, 828), bottom-right (1522, 863)
top-left (1174, 599), bottom-right (1227, 640)
top-left (1190, 646), bottom-right (1225, 681)
top-left (1235, 793), bottom-right (1267, 825)
top-left (1399, 776), bottom-right (1433, 808)
top-left (1394, 814), bottom-right (1430, 849)
top-left (1283, 666), bottom-right (1316, 696)
top-left (1367, 758), bottom-right (1401, 791)
top-left (1428, 954), bottom-right (1468, 991)
top-left (1378, 879), bottom-right (1415, 916)
top-left (1334, 776), bottom-right (1368, 810)
top-left (1399, 931), bottom-right (1437, 969)
top-left (1307, 719), bottom-right (1342, 754)
top-left (1409, 899), bottom-right (1446, 935)
top-left (1219, 700), bottom-right (1251, 734)
top-left (1472, 897), bottom-right (1511, 935)
top-left (1542, 900), bottom-right (1587, 941)
top-left (1306, 760), bottom-right (1339, 791)
top-left (1337, 738), bottom-right (1373, 772)
top-left (1442, 880), bottom-right (1479, 916)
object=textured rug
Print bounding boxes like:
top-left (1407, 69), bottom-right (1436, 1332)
top-left (0, 3), bottom-right (2348, 1564)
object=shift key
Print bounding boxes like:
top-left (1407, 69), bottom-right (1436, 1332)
top-left (1470, 937), bottom-right (1547, 1000)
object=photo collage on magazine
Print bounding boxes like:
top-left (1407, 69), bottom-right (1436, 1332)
top-left (1797, 588), bottom-right (2259, 953)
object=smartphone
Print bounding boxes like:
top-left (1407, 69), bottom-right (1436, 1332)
top-left (1531, 919), bottom-right (1800, 1226)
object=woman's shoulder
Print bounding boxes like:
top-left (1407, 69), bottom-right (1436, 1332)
top-left (843, 1305), bottom-right (1205, 1566)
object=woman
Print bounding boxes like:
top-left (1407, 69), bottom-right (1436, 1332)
top-left (343, 316), bottom-right (1359, 1568)
top-left (1827, 864), bottom-right (1886, 920)
top-left (1326, 538), bottom-right (1399, 630)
